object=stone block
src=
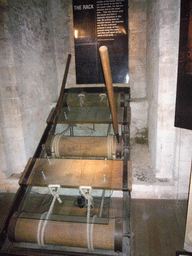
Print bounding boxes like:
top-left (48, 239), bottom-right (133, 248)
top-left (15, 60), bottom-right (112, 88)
top-left (129, 71), bottom-right (146, 98)
top-left (130, 100), bottom-right (148, 138)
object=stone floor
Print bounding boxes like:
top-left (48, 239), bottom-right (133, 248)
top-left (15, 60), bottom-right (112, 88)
top-left (131, 143), bottom-right (155, 184)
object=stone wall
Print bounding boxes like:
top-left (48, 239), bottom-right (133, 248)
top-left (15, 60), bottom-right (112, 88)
top-left (49, 0), bottom-right (75, 89)
top-left (0, 1), bottom-right (27, 181)
top-left (0, 0), bottom-right (69, 188)
top-left (146, 0), bottom-right (159, 171)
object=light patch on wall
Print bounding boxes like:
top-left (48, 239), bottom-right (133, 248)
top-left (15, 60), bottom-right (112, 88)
top-left (74, 29), bottom-right (78, 39)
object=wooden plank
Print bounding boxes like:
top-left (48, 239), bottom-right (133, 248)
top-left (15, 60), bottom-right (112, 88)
top-left (145, 200), bottom-right (171, 256)
top-left (131, 199), bottom-right (188, 256)
top-left (153, 200), bottom-right (176, 256)
top-left (57, 107), bottom-right (128, 124)
top-left (58, 107), bottom-right (112, 124)
top-left (26, 158), bottom-right (123, 190)
top-left (185, 163), bottom-right (192, 252)
top-left (143, 200), bottom-right (162, 256)
top-left (163, 200), bottom-right (186, 252)
top-left (131, 199), bottom-right (150, 256)
top-left (173, 200), bottom-right (187, 241)
top-left (179, 199), bottom-right (188, 218)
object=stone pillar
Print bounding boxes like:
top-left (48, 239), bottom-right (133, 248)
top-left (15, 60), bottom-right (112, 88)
top-left (8, 0), bottom-right (60, 161)
top-left (0, 0), bottom-right (65, 179)
top-left (50, 0), bottom-right (76, 90)
top-left (147, 0), bottom-right (180, 179)
top-left (0, 2), bottom-right (27, 177)
top-left (129, 0), bottom-right (148, 139)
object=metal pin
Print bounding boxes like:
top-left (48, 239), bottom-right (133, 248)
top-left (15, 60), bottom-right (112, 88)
top-left (42, 171), bottom-right (46, 180)
top-left (105, 158), bottom-right (108, 166)
top-left (64, 112), bottom-right (68, 119)
top-left (103, 174), bottom-right (106, 182)
top-left (47, 156), bottom-right (51, 165)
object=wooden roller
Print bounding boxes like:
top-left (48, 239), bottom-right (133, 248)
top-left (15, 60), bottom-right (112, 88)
top-left (8, 217), bottom-right (115, 250)
top-left (99, 46), bottom-right (119, 140)
top-left (51, 135), bottom-right (116, 159)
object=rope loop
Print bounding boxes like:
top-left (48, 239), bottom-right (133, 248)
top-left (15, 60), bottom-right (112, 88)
top-left (37, 184), bottom-right (62, 246)
top-left (79, 186), bottom-right (96, 251)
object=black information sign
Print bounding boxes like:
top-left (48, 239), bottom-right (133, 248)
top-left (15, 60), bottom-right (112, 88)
top-left (73, 0), bottom-right (128, 84)
top-left (175, 0), bottom-right (192, 130)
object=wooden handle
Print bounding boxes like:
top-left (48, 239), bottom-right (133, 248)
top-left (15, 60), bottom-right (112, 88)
top-left (99, 46), bottom-right (118, 136)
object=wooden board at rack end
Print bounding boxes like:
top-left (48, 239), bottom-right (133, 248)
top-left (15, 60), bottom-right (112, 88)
top-left (25, 158), bottom-right (123, 190)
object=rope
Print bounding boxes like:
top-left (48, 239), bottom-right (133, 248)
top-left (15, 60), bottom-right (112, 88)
top-left (79, 186), bottom-right (92, 251)
top-left (87, 195), bottom-right (92, 251)
top-left (79, 186), bottom-right (97, 252)
top-left (37, 185), bottom-right (62, 246)
top-left (37, 211), bottom-right (47, 246)
top-left (90, 215), bottom-right (97, 251)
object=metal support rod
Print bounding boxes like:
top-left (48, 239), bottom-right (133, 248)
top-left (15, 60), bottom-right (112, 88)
top-left (99, 46), bottom-right (119, 141)
top-left (53, 53), bottom-right (71, 129)
top-left (99, 190), bottom-right (105, 218)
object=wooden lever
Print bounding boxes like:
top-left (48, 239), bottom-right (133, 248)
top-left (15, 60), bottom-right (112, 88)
top-left (99, 46), bottom-right (119, 140)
